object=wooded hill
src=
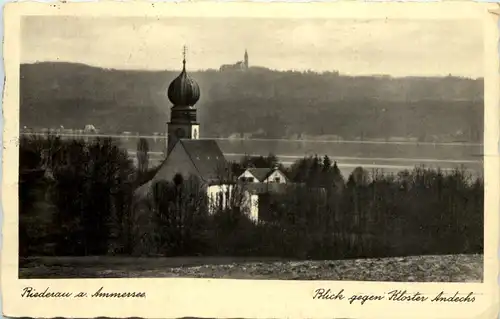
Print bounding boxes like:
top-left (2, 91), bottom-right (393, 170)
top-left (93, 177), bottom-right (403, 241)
top-left (20, 62), bottom-right (484, 142)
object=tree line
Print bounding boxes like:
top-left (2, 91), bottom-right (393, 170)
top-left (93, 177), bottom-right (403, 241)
top-left (19, 135), bottom-right (483, 260)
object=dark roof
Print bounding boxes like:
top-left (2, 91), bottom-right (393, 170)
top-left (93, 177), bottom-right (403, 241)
top-left (133, 139), bottom-right (228, 199)
top-left (246, 168), bottom-right (273, 182)
top-left (243, 168), bottom-right (289, 183)
top-left (179, 139), bottom-right (227, 182)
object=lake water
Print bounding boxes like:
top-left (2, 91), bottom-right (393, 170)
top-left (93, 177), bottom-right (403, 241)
top-left (22, 133), bottom-right (484, 179)
top-left (121, 135), bottom-right (483, 179)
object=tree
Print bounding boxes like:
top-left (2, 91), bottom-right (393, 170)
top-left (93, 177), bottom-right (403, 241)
top-left (348, 166), bottom-right (370, 187)
top-left (48, 137), bottom-right (135, 255)
top-left (322, 155), bottom-right (332, 172)
top-left (319, 155), bottom-right (333, 188)
top-left (149, 175), bottom-right (210, 256)
top-left (240, 153), bottom-right (281, 169)
top-left (289, 156), bottom-right (312, 183)
top-left (19, 168), bottom-right (51, 257)
top-left (136, 138), bottom-right (149, 176)
top-left (303, 155), bottom-right (322, 187)
top-left (331, 161), bottom-right (345, 193)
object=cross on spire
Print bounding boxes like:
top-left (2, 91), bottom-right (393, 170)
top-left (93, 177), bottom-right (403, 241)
top-left (182, 45), bottom-right (187, 69)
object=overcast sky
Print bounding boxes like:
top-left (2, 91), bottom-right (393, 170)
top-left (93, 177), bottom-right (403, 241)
top-left (21, 17), bottom-right (483, 77)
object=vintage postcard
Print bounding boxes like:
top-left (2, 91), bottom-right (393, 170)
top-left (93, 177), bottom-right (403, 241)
top-left (2, 1), bottom-right (499, 318)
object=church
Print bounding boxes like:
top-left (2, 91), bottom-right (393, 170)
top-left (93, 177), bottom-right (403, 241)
top-left (134, 48), bottom-right (259, 221)
top-left (219, 49), bottom-right (249, 72)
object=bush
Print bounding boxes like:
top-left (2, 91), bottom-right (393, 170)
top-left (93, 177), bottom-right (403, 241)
top-left (19, 135), bottom-right (135, 256)
top-left (145, 176), bottom-right (212, 256)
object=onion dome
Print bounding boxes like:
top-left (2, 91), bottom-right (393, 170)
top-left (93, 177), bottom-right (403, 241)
top-left (167, 55), bottom-right (200, 107)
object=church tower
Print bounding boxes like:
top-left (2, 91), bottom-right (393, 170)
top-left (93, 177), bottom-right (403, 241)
top-left (244, 49), bottom-right (249, 69)
top-left (165, 47), bottom-right (201, 155)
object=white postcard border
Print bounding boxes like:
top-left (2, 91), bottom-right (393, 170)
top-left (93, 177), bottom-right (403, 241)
top-left (2, 2), bottom-right (499, 319)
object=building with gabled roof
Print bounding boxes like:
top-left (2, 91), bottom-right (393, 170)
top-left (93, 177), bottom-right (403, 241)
top-left (133, 47), bottom-right (257, 220)
top-left (135, 139), bottom-right (230, 198)
top-left (238, 167), bottom-right (289, 184)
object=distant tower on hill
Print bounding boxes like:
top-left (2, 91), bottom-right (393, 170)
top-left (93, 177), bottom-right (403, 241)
top-left (244, 49), bottom-right (249, 69)
top-left (220, 49), bottom-right (249, 72)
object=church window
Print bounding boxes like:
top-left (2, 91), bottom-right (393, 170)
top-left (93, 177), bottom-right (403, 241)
top-left (275, 177), bottom-right (281, 183)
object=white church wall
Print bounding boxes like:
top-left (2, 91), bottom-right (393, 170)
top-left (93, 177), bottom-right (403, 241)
top-left (152, 142), bottom-right (198, 184)
top-left (207, 184), bottom-right (231, 214)
top-left (206, 184), bottom-right (259, 222)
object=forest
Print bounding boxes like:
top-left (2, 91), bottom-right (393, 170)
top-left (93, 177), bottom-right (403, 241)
top-left (20, 62), bottom-right (484, 142)
top-left (19, 135), bottom-right (484, 260)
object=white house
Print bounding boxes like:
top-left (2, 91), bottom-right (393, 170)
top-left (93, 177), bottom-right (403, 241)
top-left (238, 167), bottom-right (288, 184)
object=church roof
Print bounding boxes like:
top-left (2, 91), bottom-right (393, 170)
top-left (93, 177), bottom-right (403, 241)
top-left (179, 139), bottom-right (227, 182)
top-left (134, 139), bottom-right (228, 199)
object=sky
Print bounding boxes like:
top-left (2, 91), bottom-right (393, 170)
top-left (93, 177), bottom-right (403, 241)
top-left (21, 17), bottom-right (483, 77)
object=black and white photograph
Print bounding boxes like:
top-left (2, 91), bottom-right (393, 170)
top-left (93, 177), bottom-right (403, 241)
top-left (15, 7), bottom-right (488, 284)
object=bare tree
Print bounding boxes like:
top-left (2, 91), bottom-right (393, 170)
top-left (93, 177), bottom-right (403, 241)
top-left (136, 138), bottom-right (149, 176)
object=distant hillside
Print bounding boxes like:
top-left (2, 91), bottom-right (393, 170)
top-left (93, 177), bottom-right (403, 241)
top-left (20, 62), bottom-right (484, 142)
